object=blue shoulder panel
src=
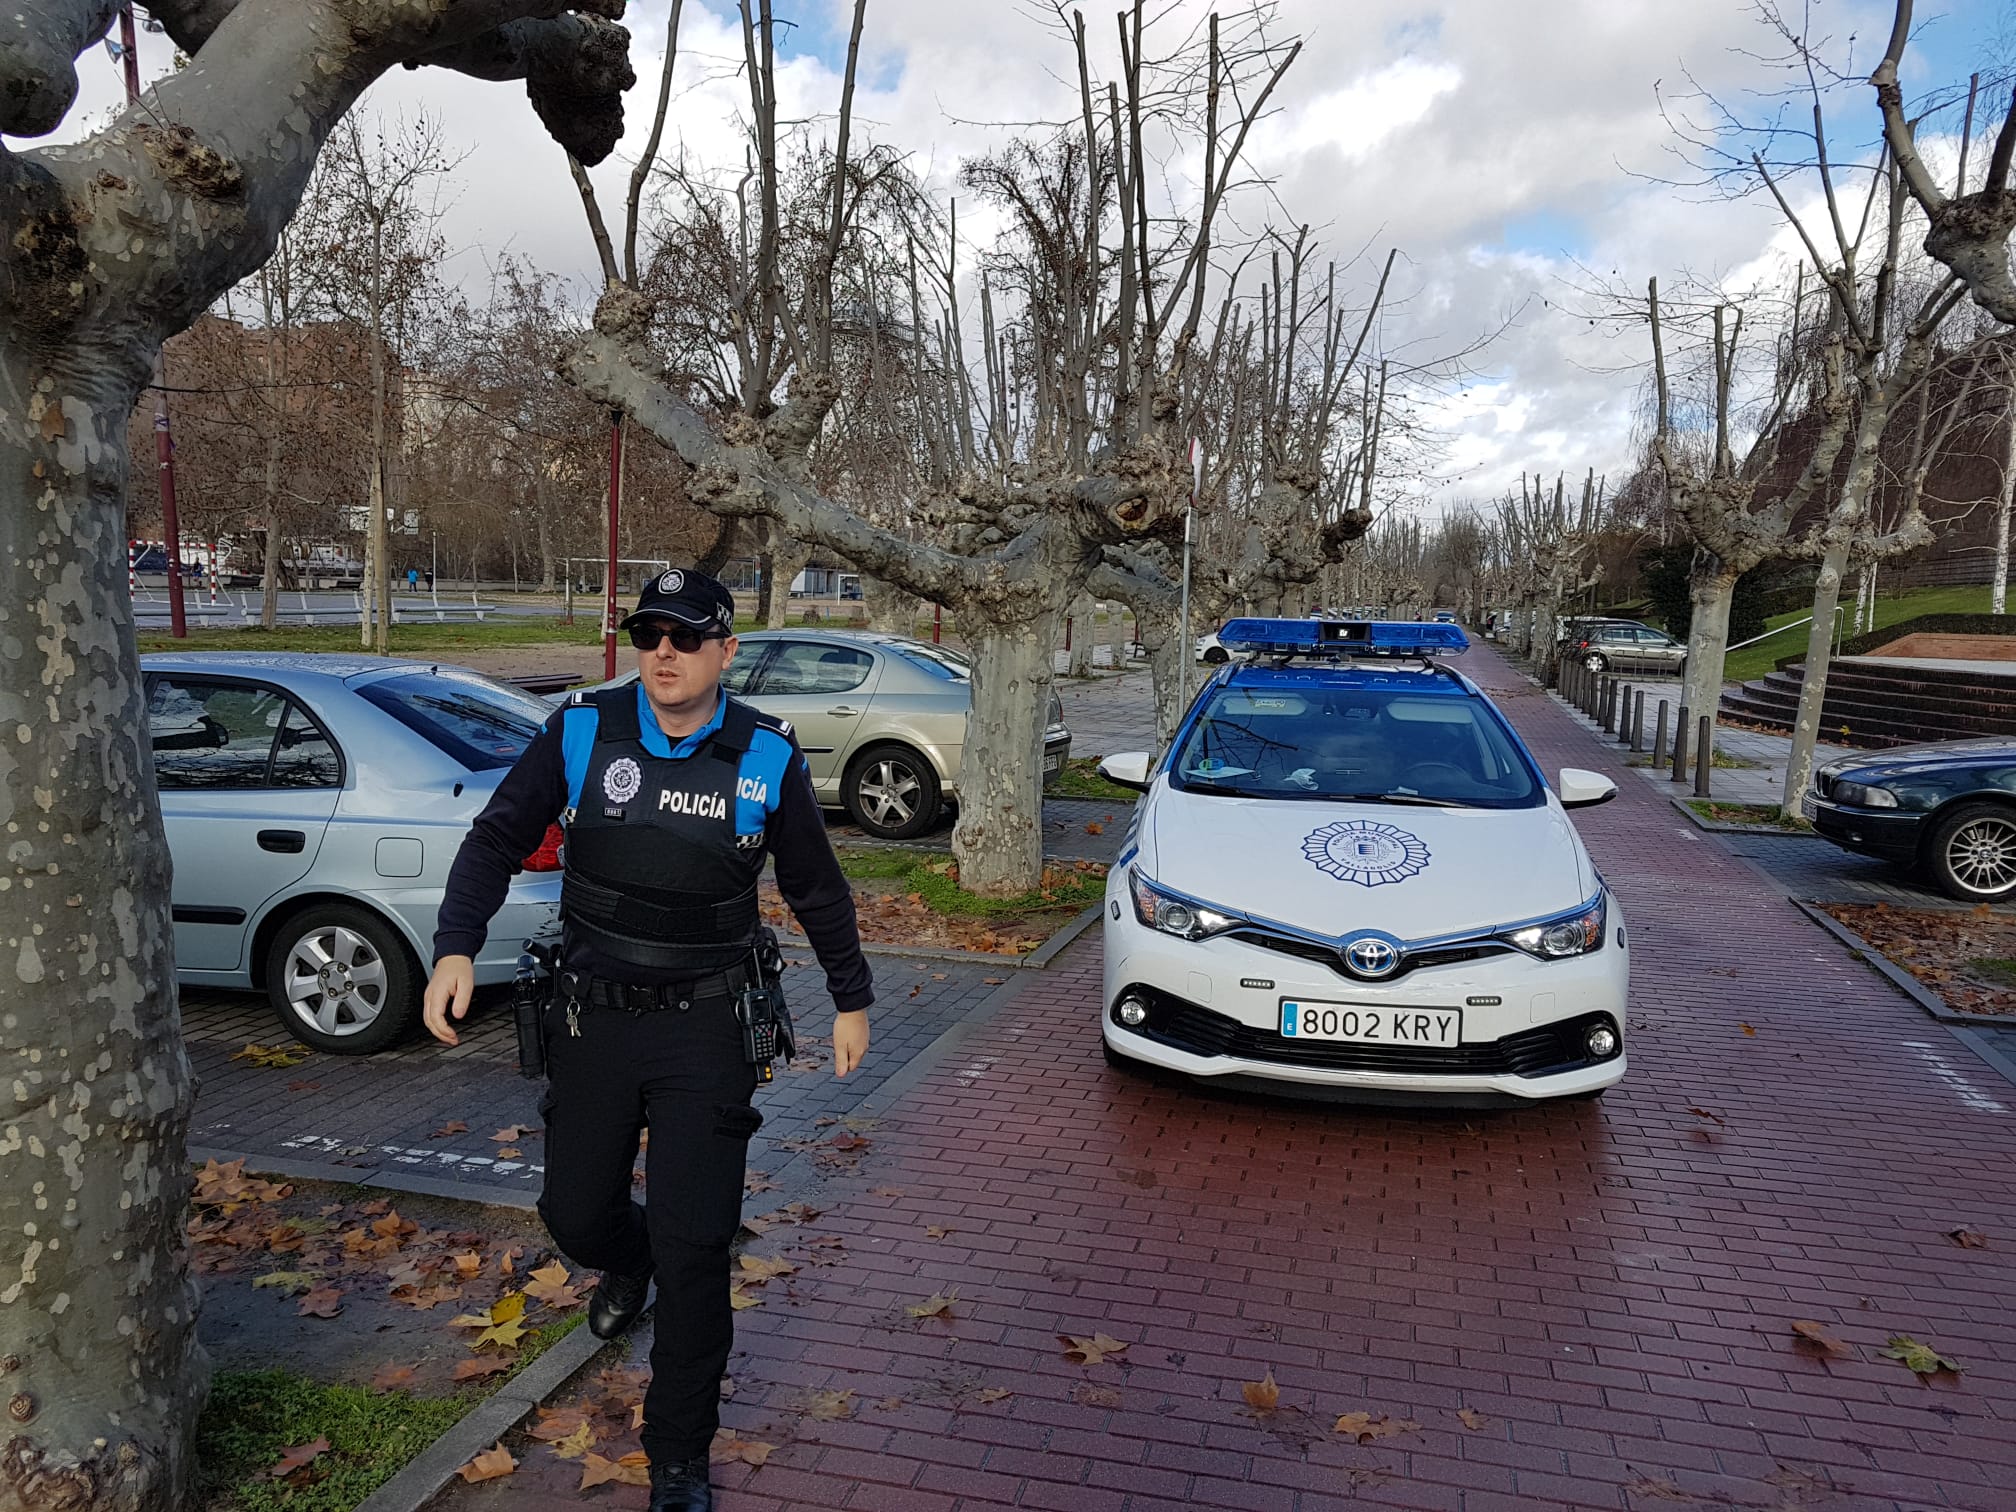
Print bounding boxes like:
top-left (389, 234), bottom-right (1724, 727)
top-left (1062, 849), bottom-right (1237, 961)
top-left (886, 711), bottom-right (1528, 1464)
top-left (738, 726), bottom-right (797, 836)
top-left (560, 703), bottom-right (601, 813)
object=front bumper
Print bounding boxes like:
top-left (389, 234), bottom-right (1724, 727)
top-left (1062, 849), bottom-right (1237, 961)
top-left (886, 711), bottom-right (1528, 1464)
top-left (1806, 796), bottom-right (1923, 864)
top-left (1100, 893), bottom-right (1628, 1105)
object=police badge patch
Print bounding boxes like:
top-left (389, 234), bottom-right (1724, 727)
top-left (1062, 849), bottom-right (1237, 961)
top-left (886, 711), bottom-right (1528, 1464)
top-left (603, 756), bottom-right (643, 804)
top-left (1301, 820), bottom-right (1431, 887)
top-left (658, 569), bottom-right (684, 595)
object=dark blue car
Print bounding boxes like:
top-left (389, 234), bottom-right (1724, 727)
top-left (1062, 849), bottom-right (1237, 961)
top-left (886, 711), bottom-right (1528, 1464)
top-left (1807, 738), bottom-right (2016, 900)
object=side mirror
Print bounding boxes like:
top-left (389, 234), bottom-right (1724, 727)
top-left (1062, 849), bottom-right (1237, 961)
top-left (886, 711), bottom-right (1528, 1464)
top-left (1097, 751), bottom-right (1153, 792)
top-left (1558, 768), bottom-right (1617, 809)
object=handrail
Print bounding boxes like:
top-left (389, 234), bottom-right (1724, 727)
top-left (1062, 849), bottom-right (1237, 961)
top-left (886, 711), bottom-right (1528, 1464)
top-left (1724, 604), bottom-right (1845, 657)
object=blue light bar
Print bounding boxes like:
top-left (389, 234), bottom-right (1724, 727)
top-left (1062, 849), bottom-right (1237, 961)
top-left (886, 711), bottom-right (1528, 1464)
top-left (1217, 618), bottom-right (1470, 657)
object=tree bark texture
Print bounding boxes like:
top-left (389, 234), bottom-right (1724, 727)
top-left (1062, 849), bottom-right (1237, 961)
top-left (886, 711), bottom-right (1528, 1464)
top-left (0, 346), bottom-right (205, 1512)
top-left (0, 4), bottom-right (634, 1504)
top-left (1997, 396), bottom-right (2015, 616)
top-left (1682, 556), bottom-right (1740, 743)
top-left (766, 537), bottom-right (813, 630)
top-left (949, 612), bottom-right (1059, 896)
top-left (1781, 539), bottom-right (1850, 811)
top-left (1066, 594), bottom-right (1095, 676)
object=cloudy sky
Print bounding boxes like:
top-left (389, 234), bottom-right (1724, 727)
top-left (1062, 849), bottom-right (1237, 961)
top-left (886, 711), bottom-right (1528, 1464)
top-left (48, 0), bottom-right (2008, 507)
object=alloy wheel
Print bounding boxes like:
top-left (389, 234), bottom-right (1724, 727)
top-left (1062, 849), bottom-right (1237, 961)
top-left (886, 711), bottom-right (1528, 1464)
top-left (282, 923), bottom-right (388, 1036)
top-left (1946, 816), bottom-right (2016, 895)
top-left (858, 758), bottom-right (922, 827)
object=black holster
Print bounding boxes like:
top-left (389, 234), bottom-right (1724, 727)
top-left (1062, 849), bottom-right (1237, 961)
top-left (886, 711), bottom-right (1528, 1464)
top-left (512, 940), bottom-right (558, 1080)
top-left (735, 927), bottom-right (794, 1082)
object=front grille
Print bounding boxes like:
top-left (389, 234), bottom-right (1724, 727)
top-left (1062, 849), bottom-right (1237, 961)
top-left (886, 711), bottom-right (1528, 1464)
top-left (1229, 929), bottom-right (1514, 982)
top-left (1119, 985), bottom-right (1611, 1079)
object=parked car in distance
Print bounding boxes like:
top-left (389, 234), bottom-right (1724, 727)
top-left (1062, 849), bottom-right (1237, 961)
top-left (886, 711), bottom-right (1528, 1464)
top-left (1808, 739), bottom-right (2016, 900)
top-left (144, 652), bottom-right (564, 1054)
top-left (1198, 630), bottom-right (1230, 664)
top-left (582, 629), bottom-right (1071, 841)
top-left (1569, 622), bottom-right (1685, 676)
top-left (1431, 610), bottom-right (1458, 624)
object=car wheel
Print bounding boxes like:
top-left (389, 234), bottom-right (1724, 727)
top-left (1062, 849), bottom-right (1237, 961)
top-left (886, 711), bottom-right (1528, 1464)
top-left (1583, 652), bottom-right (1608, 673)
top-left (264, 902), bottom-right (420, 1055)
top-left (1201, 646), bottom-right (1230, 664)
top-left (843, 743), bottom-right (943, 840)
top-left (1926, 802), bottom-right (2016, 901)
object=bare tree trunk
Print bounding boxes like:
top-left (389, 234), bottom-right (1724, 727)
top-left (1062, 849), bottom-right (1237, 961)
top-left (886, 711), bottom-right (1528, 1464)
top-left (861, 576), bottom-right (918, 635)
top-left (1682, 556), bottom-right (1740, 745)
top-left (767, 539), bottom-right (814, 629)
top-left (1140, 607), bottom-right (1186, 745)
top-left (259, 432), bottom-right (284, 629)
top-left (1066, 593), bottom-right (1095, 676)
top-left (1996, 396), bottom-right (2015, 616)
top-left (537, 509), bottom-right (556, 595)
top-left (1, 350), bottom-right (206, 1508)
top-left (1782, 539), bottom-right (1851, 811)
top-left (951, 611), bottom-right (1059, 894)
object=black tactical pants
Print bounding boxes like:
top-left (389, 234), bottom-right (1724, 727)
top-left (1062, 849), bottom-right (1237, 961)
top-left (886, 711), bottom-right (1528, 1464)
top-left (537, 991), bottom-right (760, 1463)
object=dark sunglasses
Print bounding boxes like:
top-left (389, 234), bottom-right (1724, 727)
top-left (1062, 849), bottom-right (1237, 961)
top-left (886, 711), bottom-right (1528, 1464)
top-left (628, 622), bottom-right (725, 653)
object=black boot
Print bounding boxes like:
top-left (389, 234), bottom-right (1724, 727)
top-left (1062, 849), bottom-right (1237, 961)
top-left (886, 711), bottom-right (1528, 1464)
top-left (587, 1268), bottom-right (653, 1339)
top-left (647, 1453), bottom-right (713, 1511)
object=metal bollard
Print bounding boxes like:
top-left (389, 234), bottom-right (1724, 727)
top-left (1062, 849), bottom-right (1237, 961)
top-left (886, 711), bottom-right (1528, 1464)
top-left (1671, 705), bottom-right (1690, 783)
top-left (1631, 689), bottom-right (1645, 752)
top-left (1695, 715), bottom-right (1713, 798)
top-left (1604, 678), bottom-right (1617, 731)
top-left (1653, 700), bottom-right (1669, 764)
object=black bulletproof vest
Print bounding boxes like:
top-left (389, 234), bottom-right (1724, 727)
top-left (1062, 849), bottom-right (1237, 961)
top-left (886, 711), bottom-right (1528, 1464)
top-left (560, 687), bottom-right (764, 975)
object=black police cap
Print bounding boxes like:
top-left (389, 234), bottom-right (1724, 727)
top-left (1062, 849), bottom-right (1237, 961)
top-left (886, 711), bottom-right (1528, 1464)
top-left (619, 567), bottom-right (737, 635)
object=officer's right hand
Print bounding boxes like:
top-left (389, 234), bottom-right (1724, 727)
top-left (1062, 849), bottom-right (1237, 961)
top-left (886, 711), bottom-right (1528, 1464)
top-left (424, 955), bottom-right (476, 1046)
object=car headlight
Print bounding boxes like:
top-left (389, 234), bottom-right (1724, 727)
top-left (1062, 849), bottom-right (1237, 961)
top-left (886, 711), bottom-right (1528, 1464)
top-left (1128, 868), bottom-right (1240, 941)
top-left (1830, 780), bottom-right (1899, 809)
top-left (1502, 896), bottom-right (1606, 959)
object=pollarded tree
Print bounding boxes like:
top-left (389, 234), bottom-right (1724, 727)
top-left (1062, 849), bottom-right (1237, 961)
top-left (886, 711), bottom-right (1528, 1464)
top-left (563, 0), bottom-right (1307, 894)
top-left (0, 4), bottom-right (630, 1505)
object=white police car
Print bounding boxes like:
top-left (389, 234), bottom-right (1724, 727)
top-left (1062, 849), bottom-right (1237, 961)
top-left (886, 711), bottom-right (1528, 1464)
top-left (1095, 619), bottom-right (1627, 1105)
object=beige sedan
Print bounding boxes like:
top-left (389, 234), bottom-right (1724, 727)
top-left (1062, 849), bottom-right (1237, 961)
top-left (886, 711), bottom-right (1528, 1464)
top-left (590, 630), bottom-right (1070, 840)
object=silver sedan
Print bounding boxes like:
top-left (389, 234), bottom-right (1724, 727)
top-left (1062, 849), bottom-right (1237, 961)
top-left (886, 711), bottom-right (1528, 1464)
top-left (590, 629), bottom-right (1071, 841)
top-left (144, 651), bottom-right (563, 1054)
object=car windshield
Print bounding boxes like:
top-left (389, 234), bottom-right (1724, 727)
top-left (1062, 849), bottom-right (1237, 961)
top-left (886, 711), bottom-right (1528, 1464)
top-left (1170, 683), bottom-right (1541, 808)
top-left (357, 669), bottom-right (553, 771)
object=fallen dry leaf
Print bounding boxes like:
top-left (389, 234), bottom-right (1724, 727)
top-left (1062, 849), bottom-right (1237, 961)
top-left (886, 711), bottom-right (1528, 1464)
top-left (296, 1288), bottom-right (343, 1319)
top-left (738, 1254), bottom-right (798, 1283)
top-left (577, 1452), bottom-right (651, 1490)
top-left (1071, 1382), bottom-right (1121, 1407)
top-left (1241, 1369), bottom-right (1281, 1414)
top-left (1332, 1413), bottom-right (1421, 1443)
top-left (524, 1261), bottom-right (585, 1308)
top-left (369, 1363), bottom-right (417, 1393)
top-left (798, 1388), bottom-right (855, 1421)
top-left (452, 1251), bottom-right (483, 1280)
top-left (1947, 1228), bottom-right (1989, 1249)
top-left (973, 1387), bottom-right (1014, 1404)
top-left (1791, 1320), bottom-right (1852, 1358)
top-left (458, 1444), bottom-right (516, 1483)
top-left (269, 1436), bottom-right (330, 1480)
top-left (429, 1120), bottom-right (468, 1138)
top-left (906, 1290), bottom-right (958, 1320)
top-left (495, 1147), bottom-right (523, 1160)
top-left (1086, 821), bottom-right (1104, 835)
top-left (1740, 1022), bottom-right (1757, 1036)
top-left (869, 1187), bottom-right (905, 1198)
top-left (709, 1433), bottom-right (776, 1468)
top-left (232, 1043), bottom-right (308, 1069)
top-left (493, 1124), bottom-right (536, 1143)
top-left (1060, 1332), bottom-right (1128, 1365)
top-left (527, 1411), bottom-right (589, 1443)
top-left (1881, 1335), bottom-right (1962, 1378)
top-left (1456, 1408), bottom-right (1491, 1430)
top-left (547, 1422), bottom-right (596, 1460)
top-left (926, 1225), bottom-right (953, 1240)
top-left (728, 1285), bottom-right (764, 1311)
top-left (452, 1356), bottom-right (514, 1382)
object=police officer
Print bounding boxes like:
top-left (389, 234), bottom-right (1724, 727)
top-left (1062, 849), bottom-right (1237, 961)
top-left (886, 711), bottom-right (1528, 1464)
top-left (422, 568), bottom-right (873, 1512)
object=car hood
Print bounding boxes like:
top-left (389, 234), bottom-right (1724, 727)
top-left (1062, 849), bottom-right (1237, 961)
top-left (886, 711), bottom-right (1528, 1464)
top-left (1143, 788), bottom-right (1591, 941)
top-left (1823, 738), bottom-right (2016, 780)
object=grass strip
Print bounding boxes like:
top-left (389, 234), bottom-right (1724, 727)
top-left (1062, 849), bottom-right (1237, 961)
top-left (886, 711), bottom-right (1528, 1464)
top-left (1045, 757), bottom-right (1140, 802)
top-left (835, 847), bottom-right (1106, 918)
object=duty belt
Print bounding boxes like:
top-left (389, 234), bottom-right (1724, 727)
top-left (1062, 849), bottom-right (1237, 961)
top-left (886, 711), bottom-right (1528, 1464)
top-left (558, 965), bottom-right (752, 1014)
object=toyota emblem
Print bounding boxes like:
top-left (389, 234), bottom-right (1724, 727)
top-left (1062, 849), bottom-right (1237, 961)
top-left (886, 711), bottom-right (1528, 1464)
top-left (1342, 935), bottom-right (1401, 979)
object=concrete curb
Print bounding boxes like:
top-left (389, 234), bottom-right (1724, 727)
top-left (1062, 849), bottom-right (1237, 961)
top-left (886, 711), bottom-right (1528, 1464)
top-left (188, 1144), bottom-right (543, 1211)
top-left (780, 897), bottom-right (1104, 972)
top-left (1792, 900), bottom-right (1983, 1025)
top-left (350, 1318), bottom-right (612, 1512)
top-left (1668, 796), bottom-right (1815, 838)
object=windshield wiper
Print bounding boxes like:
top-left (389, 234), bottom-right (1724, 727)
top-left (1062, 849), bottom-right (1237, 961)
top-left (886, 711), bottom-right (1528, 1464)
top-left (1339, 792), bottom-right (1482, 809)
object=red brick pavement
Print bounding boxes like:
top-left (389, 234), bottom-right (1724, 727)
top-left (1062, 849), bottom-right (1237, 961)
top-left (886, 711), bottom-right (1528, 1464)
top-left (440, 646), bottom-right (2016, 1512)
